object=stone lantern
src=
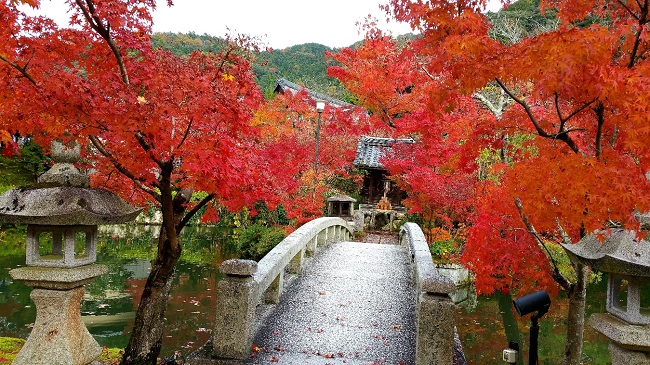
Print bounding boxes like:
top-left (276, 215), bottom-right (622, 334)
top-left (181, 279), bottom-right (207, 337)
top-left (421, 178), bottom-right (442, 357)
top-left (327, 194), bottom-right (356, 217)
top-left (563, 228), bottom-right (650, 365)
top-left (0, 141), bottom-right (140, 365)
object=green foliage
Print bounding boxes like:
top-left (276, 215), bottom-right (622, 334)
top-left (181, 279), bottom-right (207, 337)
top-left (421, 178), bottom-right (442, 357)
top-left (429, 238), bottom-right (458, 258)
top-left (0, 224), bottom-right (27, 256)
top-left (0, 337), bottom-right (25, 363)
top-left (250, 202), bottom-right (291, 226)
top-left (97, 346), bottom-right (124, 364)
top-left (324, 172), bottom-right (364, 209)
top-left (254, 43), bottom-right (352, 101)
top-left (487, 0), bottom-right (558, 45)
top-left (0, 141), bottom-right (49, 193)
top-left (237, 223), bottom-right (286, 261)
top-left (151, 32), bottom-right (226, 56)
top-left (545, 242), bottom-right (602, 285)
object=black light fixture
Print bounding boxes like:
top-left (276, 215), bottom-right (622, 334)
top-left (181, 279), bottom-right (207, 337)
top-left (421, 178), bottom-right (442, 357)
top-left (513, 290), bottom-right (551, 365)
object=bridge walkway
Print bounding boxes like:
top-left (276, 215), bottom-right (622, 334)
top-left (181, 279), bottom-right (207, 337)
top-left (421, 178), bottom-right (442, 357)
top-left (245, 239), bottom-right (416, 365)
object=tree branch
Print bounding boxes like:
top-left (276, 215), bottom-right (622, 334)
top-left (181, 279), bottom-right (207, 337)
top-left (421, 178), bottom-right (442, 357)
top-left (617, 0), bottom-right (640, 20)
top-left (594, 102), bottom-right (605, 160)
top-left (514, 197), bottom-right (573, 291)
top-left (89, 135), bottom-right (161, 201)
top-left (176, 118), bottom-right (193, 150)
top-left (177, 193), bottom-right (215, 232)
top-left (74, 0), bottom-right (129, 84)
top-left (473, 92), bottom-right (503, 118)
top-left (496, 78), bottom-right (580, 153)
top-left (629, 0), bottom-right (649, 68)
top-left (135, 131), bottom-right (165, 169)
top-left (0, 54), bottom-right (37, 85)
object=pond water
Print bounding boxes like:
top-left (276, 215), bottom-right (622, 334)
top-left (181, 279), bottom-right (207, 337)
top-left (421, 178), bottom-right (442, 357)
top-left (0, 225), bottom-right (611, 363)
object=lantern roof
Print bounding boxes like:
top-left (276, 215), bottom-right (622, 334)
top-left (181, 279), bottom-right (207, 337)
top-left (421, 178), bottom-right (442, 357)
top-left (562, 229), bottom-right (650, 277)
top-left (0, 186), bottom-right (141, 225)
top-left (0, 140), bottom-right (140, 225)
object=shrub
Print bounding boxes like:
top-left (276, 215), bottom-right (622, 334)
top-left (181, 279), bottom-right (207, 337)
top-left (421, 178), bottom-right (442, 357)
top-left (237, 224), bottom-right (286, 261)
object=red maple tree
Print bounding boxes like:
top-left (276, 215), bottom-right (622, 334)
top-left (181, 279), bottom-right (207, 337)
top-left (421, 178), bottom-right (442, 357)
top-left (0, 1), bottom-right (300, 364)
top-left (330, 1), bottom-right (650, 363)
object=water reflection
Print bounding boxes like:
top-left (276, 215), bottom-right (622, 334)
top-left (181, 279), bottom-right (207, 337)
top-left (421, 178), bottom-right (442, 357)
top-left (455, 279), bottom-right (611, 365)
top-left (1, 224), bottom-right (612, 362)
top-left (0, 224), bottom-right (238, 357)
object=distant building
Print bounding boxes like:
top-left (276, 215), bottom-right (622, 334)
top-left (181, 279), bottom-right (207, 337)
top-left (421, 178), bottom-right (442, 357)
top-left (353, 135), bottom-right (414, 208)
top-left (273, 78), bottom-right (353, 109)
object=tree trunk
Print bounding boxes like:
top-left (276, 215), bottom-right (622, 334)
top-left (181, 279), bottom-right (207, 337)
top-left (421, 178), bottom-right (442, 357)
top-left (119, 167), bottom-right (192, 364)
top-left (497, 291), bottom-right (524, 365)
top-left (562, 262), bottom-right (588, 365)
top-left (120, 230), bottom-right (182, 365)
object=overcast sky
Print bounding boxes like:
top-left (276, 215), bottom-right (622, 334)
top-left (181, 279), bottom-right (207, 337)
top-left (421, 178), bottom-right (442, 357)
top-left (30, 0), bottom-right (503, 49)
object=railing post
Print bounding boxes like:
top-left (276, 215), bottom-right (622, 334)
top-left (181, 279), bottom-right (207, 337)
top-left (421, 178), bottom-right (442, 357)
top-left (417, 277), bottom-right (456, 365)
top-left (306, 237), bottom-right (317, 256)
top-left (213, 259), bottom-right (258, 360)
top-left (289, 248), bottom-right (305, 274)
top-left (318, 229), bottom-right (328, 247)
top-left (263, 271), bottom-right (283, 304)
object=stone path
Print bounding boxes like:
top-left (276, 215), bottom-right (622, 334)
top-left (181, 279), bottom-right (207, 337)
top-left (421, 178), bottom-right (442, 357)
top-left (245, 241), bottom-right (416, 365)
top-left (361, 232), bottom-right (399, 245)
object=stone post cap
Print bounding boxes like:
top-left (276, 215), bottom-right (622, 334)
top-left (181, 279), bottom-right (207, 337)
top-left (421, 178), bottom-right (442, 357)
top-left (220, 259), bottom-right (258, 277)
top-left (422, 273), bottom-right (455, 294)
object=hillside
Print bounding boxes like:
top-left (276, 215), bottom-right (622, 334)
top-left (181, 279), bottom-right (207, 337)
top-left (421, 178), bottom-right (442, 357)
top-left (151, 32), bottom-right (352, 101)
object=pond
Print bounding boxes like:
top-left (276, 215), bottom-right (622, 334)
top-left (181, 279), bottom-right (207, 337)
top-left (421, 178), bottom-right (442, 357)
top-left (0, 224), bottom-right (611, 363)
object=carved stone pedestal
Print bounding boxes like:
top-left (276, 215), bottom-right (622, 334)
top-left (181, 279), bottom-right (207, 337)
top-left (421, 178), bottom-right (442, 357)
top-left (13, 287), bottom-right (101, 365)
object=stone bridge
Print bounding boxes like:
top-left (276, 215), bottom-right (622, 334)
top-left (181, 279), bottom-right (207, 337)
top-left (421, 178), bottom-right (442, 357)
top-left (188, 217), bottom-right (458, 365)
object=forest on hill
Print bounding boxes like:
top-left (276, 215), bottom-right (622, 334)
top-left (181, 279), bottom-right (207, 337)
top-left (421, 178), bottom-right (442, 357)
top-left (151, 33), bottom-right (352, 100)
top-left (150, 0), bottom-right (548, 102)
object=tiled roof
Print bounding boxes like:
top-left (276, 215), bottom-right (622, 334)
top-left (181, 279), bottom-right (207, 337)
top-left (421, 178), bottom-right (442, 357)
top-left (273, 78), bottom-right (354, 108)
top-left (353, 135), bottom-right (415, 169)
top-left (327, 194), bottom-right (357, 202)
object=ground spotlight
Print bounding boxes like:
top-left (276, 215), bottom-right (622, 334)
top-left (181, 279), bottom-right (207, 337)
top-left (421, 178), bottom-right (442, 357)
top-left (513, 290), bottom-right (551, 365)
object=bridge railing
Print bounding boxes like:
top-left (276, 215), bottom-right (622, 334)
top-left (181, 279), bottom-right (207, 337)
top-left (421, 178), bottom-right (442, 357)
top-left (212, 217), bottom-right (353, 360)
top-left (400, 222), bottom-right (457, 365)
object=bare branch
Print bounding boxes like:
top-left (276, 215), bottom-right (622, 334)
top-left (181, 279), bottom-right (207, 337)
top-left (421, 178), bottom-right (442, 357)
top-left (135, 131), bottom-right (165, 169)
top-left (177, 193), bottom-right (215, 232)
top-left (617, 0), bottom-right (640, 20)
top-left (556, 218), bottom-right (574, 246)
top-left (176, 119), bottom-right (193, 150)
top-left (515, 197), bottom-right (573, 291)
top-left (473, 92), bottom-right (503, 118)
top-left (0, 54), bottom-right (38, 85)
top-left (74, 0), bottom-right (129, 84)
top-left (594, 103), bottom-right (605, 160)
top-left (420, 65), bottom-right (437, 81)
top-left (89, 135), bottom-right (161, 201)
top-left (496, 78), bottom-right (581, 153)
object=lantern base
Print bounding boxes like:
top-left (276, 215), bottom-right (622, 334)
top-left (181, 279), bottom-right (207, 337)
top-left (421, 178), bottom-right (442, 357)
top-left (9, 264), bottom-right (107, 290)
top-left (591, 313), bottom-right (650, 352)
top-left (12, 287), bottom-right (102, 365)
top-left (609, 343), bottom-right (650, 365)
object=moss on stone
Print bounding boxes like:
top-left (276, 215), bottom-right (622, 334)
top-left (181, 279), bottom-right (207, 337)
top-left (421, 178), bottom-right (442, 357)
top-left (0, 337), bottom-right (25, 363)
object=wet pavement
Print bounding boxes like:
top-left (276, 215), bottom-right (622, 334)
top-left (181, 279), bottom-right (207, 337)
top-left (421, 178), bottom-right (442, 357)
top-left (245, 241), bottom-right (416, 365)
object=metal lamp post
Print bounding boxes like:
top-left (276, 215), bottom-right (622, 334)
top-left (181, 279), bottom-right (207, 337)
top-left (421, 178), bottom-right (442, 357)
top-left (314, 101), bottom-right (325, 174)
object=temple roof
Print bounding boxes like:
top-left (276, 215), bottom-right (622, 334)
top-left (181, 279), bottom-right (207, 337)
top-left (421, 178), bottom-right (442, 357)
top-left (353, 136), bottom-right (415, 169)
top-left (273, 78), bottom-right (353, 108)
